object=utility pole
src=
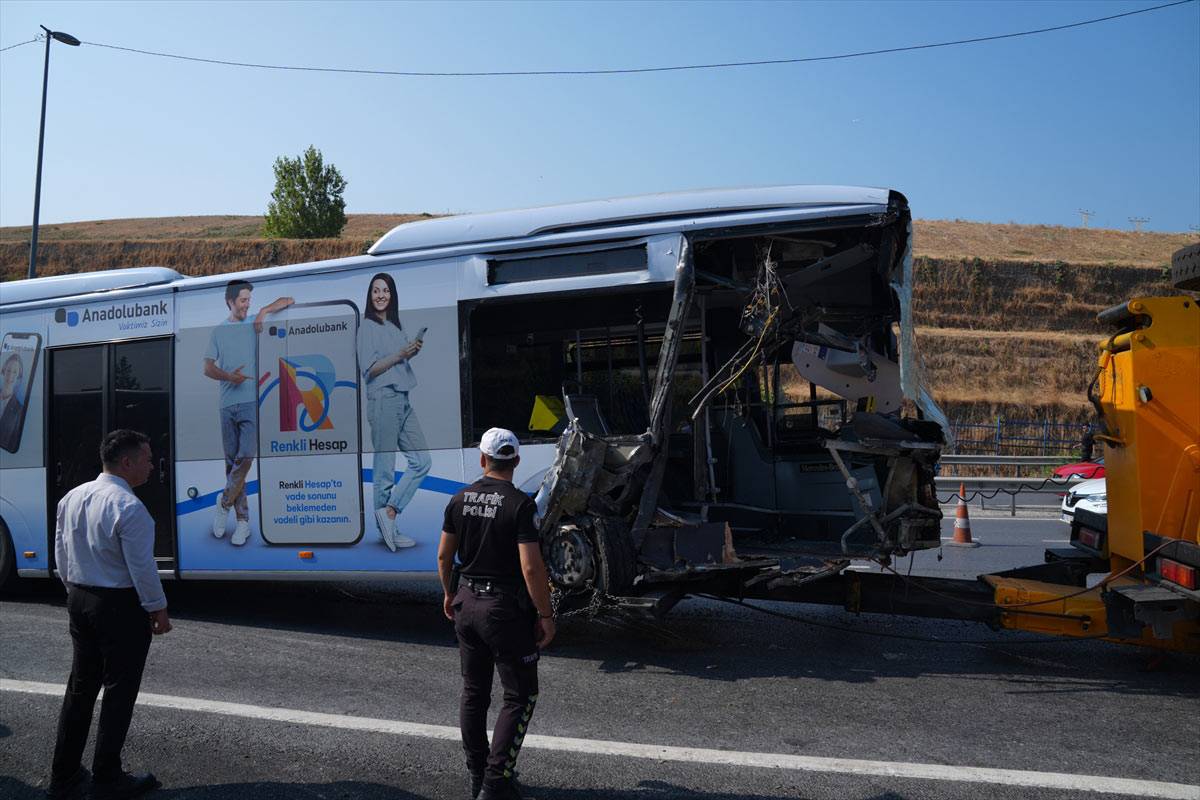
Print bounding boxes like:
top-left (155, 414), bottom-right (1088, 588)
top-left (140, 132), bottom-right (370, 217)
top-left (1129, 217), bottom-right (1149, 233)
top-left (1077, 209), bottom-right (1095, 228)
top-left (28, 26), bottom-right (81, 280)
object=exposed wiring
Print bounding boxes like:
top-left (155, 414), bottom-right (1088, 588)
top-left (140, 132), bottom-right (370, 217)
top-left (688, 328), bottom-right (763, 419)
top-left (692, 247), bottom-right (789, 413)
top-left (716, 308), bottom-right (778, 397)
top-left (739, 241), bottom-right (782, 335)
top-left (696, 593), bottom-right (1108, 646)
top-left (937, 475), bottom-right (1083, 504)
top-left (874, 538), bottom-right (1181, 610)
top-left (700, 537), bottom-right (1181, 640)
top-left (3, 1), bottom-right (1192, 74)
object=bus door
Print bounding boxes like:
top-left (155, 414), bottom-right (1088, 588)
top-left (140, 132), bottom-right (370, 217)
top-left (48, 338), bottom-right (176, 569)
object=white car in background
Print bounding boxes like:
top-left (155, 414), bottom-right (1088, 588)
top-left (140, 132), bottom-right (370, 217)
top-left (1061, 477), bottom-right (1106, 524)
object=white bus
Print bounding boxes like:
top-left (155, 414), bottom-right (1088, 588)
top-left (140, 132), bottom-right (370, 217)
top-left (0, 186), bottom-right (948, 596)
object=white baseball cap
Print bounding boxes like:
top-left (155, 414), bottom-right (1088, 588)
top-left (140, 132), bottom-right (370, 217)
top-left (480, 427), bottom-right (520, 460)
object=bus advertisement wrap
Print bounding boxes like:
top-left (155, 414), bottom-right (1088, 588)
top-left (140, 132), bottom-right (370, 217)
top-left (48, 297), bottom-right (173, 346)
top-left (257, 301), bottom-right (362, 545)
top-left (171, 270), bottom-right (462, 572)
top-left (0, 331), bottom-right (42, 456)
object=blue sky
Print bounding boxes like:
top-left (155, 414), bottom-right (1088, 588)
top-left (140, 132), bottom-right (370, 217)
top-left (0, 0), bottom-right (1197, 232)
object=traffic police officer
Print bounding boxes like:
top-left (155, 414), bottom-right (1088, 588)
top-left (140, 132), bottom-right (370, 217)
top-left (438, 427), bottom-right (556, 800)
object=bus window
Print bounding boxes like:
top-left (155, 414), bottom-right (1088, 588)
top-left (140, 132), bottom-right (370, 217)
top-left (487, 245), bottom-right (647, 285)
top-left (462, 287), bottom-right (701, 445)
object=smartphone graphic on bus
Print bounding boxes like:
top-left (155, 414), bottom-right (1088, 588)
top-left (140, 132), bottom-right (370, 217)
top-left (256, 301), bottom-right (363, 545)
top-left (0, 332), bottom-right (42, 454)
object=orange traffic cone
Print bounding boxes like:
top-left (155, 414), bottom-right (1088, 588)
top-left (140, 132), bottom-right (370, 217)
top-left (948, 482), bottom-right (980, 547)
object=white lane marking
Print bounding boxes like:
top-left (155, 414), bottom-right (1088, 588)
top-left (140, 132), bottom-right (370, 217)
top-left (4, 679), bottom-right (1196, 799)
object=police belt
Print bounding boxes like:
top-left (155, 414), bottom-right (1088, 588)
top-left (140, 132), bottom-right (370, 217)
top-left (463, 576), bottom-right (523, 595)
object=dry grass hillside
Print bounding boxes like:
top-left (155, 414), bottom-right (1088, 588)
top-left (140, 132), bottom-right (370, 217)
top-left (915, 219), bottom-right (1193, 268)
top-left (1, 215), bottom-right (1192, 277)
top-left (911, 256), bottom-right (1179, 429)
top-left (1, 213), bottom-right (1195, 440)
top-left (0, 213), bottom-right (428, 243)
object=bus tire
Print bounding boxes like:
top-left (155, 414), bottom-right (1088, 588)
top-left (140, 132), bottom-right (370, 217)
top-left (0, 518), bottom-right (26, 595)
top-left (590, 516), bottom-right (637, 597)
top-left (1172, 243), bottom-right (1200, 291)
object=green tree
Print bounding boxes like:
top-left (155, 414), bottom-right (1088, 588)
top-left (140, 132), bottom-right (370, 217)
top-left (263, 145), bottom-right (348, 238)
top-left (113, 356), bottom-right (141, 390)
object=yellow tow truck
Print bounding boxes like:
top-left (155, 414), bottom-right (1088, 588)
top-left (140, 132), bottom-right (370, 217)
top-left (984, 245), bottom-right (1200, 652)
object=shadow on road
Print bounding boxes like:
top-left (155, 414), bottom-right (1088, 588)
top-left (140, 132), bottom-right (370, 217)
top-left (0, 775), bottom-right (840, 800)
top-left (534, 780), bottom-right (818, 799)
top-left (8, 577), bottom-right (1199, 697)
top-left (0, 776), bottom-right (426, 800)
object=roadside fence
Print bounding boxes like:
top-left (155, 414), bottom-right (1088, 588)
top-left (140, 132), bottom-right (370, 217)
top-left (948, 417), bottom-right (1093, 457)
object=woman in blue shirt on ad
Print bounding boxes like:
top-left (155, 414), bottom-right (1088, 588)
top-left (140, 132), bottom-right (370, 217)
top-left (357, 273), bottom-right (432, 551)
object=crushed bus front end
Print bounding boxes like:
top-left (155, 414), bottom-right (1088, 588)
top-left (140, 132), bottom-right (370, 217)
top-left (532, 191), bottom-right (949, 596)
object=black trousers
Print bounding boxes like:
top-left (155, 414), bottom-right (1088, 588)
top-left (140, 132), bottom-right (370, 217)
top-left (452, 583), bottom-right (539, 786)
top-left (51, 585), bottom-right (152, 783)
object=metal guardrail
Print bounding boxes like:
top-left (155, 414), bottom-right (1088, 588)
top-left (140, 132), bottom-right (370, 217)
top-left (935, 476), bottom-right (1086, 491)
top-left (938, 454), bottom-right (1079, 480)
top-left (934, 475), bottom-right (1089, 516)
top-left (939, 455), bottom-right (1072, 466)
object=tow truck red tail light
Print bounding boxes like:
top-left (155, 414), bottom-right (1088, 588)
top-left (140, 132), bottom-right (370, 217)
top-left (1160, 558), bottom-right (1197, 590)
top-left (1077, 527), bottom-right (1103, 550)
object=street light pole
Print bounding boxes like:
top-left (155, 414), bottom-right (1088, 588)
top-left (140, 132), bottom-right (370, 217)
top-left (28, 25), bottom-right (80, 281)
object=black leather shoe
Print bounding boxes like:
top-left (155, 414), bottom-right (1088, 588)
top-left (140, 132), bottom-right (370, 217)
top-left (46, 766), bottom-right (90, 799)
top-left (89, 772), bottom-right (160, 800)
top-left (477, 778), bottom-right (522, 800)
top-left (469, 772), bottom-right (484, 799)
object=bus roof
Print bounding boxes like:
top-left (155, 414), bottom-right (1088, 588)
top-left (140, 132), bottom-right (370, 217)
top-left (1, 266), bottom-right (183, 307)
top-left (369, 185), bottom-right (894, 256)
top-left (2, 185), bottom-right (899, 310)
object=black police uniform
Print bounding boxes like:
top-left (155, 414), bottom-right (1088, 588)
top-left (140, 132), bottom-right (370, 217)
top-left (444, 474), bottom-right (541, 793)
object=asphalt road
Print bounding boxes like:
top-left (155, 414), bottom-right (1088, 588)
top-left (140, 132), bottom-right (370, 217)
top-left (2, 516), bottom-right (1197, 800)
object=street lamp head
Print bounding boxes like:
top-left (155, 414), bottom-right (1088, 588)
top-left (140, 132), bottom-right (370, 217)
top-left (39, 25), bottom-right (81, 46)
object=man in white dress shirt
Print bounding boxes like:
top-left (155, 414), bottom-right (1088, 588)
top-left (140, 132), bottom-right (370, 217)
top-left (47, 430), bottom-right (172, 800)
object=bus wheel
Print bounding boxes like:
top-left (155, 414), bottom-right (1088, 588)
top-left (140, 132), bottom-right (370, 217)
top-left (0, 518), bottom-right (26, 595)
top-left (544, 522), bottom-right (595, 592)
top-left (589, 516), bottom-right (636, 597)
top-left (544, 516), bottom-right (637, 597)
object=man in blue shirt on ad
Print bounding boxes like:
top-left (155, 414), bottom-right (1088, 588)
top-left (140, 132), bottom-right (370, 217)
top-left (203, 280), bottom-right (292, 546)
